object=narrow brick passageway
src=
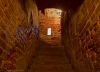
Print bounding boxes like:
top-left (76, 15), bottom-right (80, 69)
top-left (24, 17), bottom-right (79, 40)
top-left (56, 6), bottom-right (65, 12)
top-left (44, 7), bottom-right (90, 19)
top-left (26, 8), bottom-right (75, 72)
top-left (0, 0), bottom-right (100, 72)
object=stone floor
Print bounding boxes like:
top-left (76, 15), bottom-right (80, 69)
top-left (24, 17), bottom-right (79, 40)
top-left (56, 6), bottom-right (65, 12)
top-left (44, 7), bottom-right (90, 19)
top-left (28, 45), bottom-right (74, 72)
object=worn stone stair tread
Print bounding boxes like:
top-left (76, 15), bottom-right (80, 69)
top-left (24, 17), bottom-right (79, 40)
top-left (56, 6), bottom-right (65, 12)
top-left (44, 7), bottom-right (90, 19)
top-left (31, 64), bottom-right (73, 69)
top-left (37, 50), bottom-right (66, 53)
top-left (36, 46), bottom-right (66, 56)
top-left (33, 58), bottom-right (69, 64)
top-left (38, 46), bottom-right (64, 50)
top-left (28, 68), bottom-right (74, 72)
top-left (37, 48), bottom-right (65, 52)
top-left (29, 69), bottom-right (74, 72)
top-left (33, 60), bottom-right (69, 64)
top-left (28, 70), bottom-right (74, 72)
top-left (39, 44), bottom-right (63, 47)
top-left (36, 54), bottom-right (67, 57)
top-left (39, 45), bottom-right (64, 47)
top-left (29, 64), bottom-right (73, 72)
top-left (28, 66), bottom-right (74, 72)
top-left (35, 55), bottom-right (69, 60)
top-left (36, 52), bottom-right (66, 57)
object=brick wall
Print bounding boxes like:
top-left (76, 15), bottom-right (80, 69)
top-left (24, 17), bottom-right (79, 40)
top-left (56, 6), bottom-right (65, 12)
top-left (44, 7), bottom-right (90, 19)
top-left (63, 0), bottom-right (100, 72)
top-left (0, 0), bottom-right (39, 71)
top-left (39, 8), bottom-right (62, 45)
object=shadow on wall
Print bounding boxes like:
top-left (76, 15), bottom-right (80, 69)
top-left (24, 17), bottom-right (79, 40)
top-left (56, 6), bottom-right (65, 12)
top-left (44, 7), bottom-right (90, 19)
top-left (66, 0), bottom-right (85, 27)
top-left (68, 0), bottom-right (84, 12)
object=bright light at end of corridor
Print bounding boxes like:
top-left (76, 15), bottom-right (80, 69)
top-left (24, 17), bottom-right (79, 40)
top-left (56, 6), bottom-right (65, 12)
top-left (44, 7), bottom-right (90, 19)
top-left (57, 10), bottom-right (62, 13)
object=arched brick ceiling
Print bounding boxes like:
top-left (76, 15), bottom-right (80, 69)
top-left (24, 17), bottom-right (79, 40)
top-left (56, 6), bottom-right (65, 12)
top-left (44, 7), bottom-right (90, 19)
top-left (36, 0), bottom-right (84, 11)
top-left (17, 0), bottom-right (84, 13)
top-left (36, 0), bottom-right (68, 10)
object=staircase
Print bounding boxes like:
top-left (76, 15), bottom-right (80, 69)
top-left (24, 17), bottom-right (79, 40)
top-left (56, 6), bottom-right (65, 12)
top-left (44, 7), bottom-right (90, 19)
top-left (28, 45), bottom-right (74, 72)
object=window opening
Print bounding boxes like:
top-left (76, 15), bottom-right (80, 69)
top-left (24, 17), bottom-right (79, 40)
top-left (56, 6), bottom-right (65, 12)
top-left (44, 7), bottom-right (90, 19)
top-left (47, 27), bottom-right (51, 35)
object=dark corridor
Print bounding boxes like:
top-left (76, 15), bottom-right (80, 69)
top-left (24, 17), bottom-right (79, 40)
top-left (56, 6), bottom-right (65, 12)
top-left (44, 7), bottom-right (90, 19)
top-left (0, 0), bottom-right (100, 72)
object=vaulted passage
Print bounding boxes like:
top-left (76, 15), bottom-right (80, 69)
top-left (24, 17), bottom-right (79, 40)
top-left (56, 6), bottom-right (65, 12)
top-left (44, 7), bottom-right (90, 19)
top-left (0, 0), bottom-right (100, 72)
top-left (27, 8), bottom-right (74, 72)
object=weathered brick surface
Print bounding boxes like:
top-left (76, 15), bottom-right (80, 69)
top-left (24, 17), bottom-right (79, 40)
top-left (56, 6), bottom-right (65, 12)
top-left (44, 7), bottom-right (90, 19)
top-left (0, 0), bottom-right (39, 71)
top-left (63, 0), bottom-right (100, 72)
top-left (39, 9), bottom-right (62, 45)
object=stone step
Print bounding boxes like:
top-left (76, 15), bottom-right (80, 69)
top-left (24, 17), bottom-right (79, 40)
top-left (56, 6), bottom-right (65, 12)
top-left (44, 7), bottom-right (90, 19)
top-left (28, 70), bottom-right (74, 72)
top-left (36, 50), bottom-right (66, 56)
top-left (37, 46), bottom-right (65, 52)
top-left (29, 64), bottom-right (74, 72)
top-left (37, 47), bottom-right (65, 52)
top-left (38, 45), bottom-right (64, 48)
top-left (35, 55), bottom-right (69, 61)
top-left (33, 56), bottom-right (69, 64)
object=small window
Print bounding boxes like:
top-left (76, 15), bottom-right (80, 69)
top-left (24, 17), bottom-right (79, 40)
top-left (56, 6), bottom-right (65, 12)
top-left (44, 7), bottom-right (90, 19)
top-left (47, 27), bottom-right (51, 35)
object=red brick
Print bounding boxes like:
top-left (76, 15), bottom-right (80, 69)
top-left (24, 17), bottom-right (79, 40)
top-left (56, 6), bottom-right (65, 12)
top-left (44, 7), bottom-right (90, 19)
top-left (39, 9), bottom-right (61, 45)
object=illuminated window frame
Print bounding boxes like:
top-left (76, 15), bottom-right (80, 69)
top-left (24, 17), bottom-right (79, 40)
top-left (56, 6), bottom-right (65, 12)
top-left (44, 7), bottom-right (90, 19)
top-left (47, 27), bottom-right (51, 35)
